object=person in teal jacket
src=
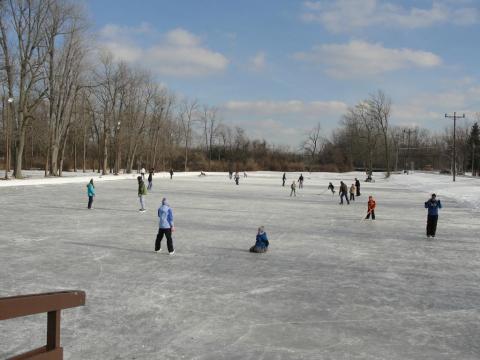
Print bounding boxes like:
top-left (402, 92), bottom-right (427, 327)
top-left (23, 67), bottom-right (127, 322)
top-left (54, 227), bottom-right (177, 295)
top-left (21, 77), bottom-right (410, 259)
top-left (250, 226), bottom-right (269, 253)
top-left (87, 179), bottom-right (95, 209)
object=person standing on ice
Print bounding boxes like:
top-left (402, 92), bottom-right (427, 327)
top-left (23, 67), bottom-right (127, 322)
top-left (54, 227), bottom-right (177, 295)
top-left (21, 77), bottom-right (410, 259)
top-left (86, 179), bottom-right (95, 209)
top-left (365, 196), bottom-right (376, 220)
top-left (244, 171), bottom-right (248, 178)
top-left (147, 169), bottom-right (154, 190)
top-left (355, 178), bottom-right (361, 196)
top-left (298, 174), bottom-right (304, 189)
top-left (290, 181), bottom-right (296, 197)
top-left (349, 184), bottom-right (356, 201)
top-left (137, 176), bottom-right (147, 212)
top-left (425, 193), bottom-right (442, 238)
top-left (339, 181), bottom-right (349, 205)
top-left (140, 166), bottom-right (146, 180)
top-left (234, 172), bottom-right (240, 185)
top-left (282, 172), bottom-right (286, 187)
top-left (169, 168), bottom-right (174, 179)
top-left (249, 226), bottom-right (269, 253)
top-left (229, 170), bottom-right (233, 180)
top-left (328, 182), bottom-right (335, 194)
top-left (155, 198), bottom-right (175, 254)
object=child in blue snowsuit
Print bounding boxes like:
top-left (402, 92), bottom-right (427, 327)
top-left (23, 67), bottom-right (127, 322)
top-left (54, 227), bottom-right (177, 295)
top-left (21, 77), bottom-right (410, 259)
top-left (250, 226), bottom-right (269, 253)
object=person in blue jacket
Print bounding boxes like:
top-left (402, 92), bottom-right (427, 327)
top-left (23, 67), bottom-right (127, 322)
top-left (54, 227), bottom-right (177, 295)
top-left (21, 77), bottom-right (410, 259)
top-left (425, 193), bottom-right (442, 238)
top-left (87, 179), bottom-right (95, 209)
top-left (250, 226), bottom-right (269, 253)
top-left (155, 198), bottom-right (175, 254)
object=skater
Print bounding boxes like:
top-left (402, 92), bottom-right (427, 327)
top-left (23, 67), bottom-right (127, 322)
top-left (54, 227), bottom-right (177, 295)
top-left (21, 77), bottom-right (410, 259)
top-left (339, 181), bottom-right (350, 205)
top-left (234, 172), bottom-right (240, 185)
top-left (282, 172), bottom-right (286, 187)
top-left (155, 198), bottom-right (175, 254)
top-left (298, 174), bottom-right (304, 189)
top-left (86, 179), bottom-right (95, 209)
top-left (365, 196), bottom-right (376, 220)
top-left (349, 184), bottom-right (356, 201)
top-left (249, 226), bottom-right (269, 253)
top-left (244, 171), bottom-right (247, 178)
top-left (147, 169), bottom-right (154, 190)
top-left (138, 176), bottom-right (147, 212)
top-left (140, 166), bottom-right (146, 180)
top-left (328, 182), bottom-right (335, 194)
top-left (169, 168), bottom-right (174, 179)
top-left (199, 171), bottom-right (206, 176)
top-left (425, 193), bottom-right (442, 238)
top-left (229, 170), bottom-right (233, 180)
top-left (355, 178), bottom-right (361, 196)
top-left (290, 181), bottom-right (296, 197)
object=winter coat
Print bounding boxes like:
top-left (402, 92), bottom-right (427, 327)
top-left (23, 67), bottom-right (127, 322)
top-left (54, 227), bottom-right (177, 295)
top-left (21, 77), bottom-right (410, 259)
top-left (368, 199), bottom-right (376, 212)
top-left (158, 201), bottom-right (174, 229)
top-left (340, 183), bottom-right (348, 194)
top-left (291, 182), bottom-right (296, 190)
top-left (138, 182), bottom-right (147, 196)
top-left (328, 184), bottom-right (334, 190)
top-left (254, 231), bottom-right (269, 249)
top-left (350, 185), bottom-right (356, 194)
top-left (425, 199), bottom-right (442, 216)
top-left (87, 183), bottom-right (95, 197)
top-left (355, 179), bottom-right (360, 188)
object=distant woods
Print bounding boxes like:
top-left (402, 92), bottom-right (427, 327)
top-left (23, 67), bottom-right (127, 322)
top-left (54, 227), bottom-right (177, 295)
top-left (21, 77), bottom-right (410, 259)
top-left (1, 1), bottom-right (479, 177)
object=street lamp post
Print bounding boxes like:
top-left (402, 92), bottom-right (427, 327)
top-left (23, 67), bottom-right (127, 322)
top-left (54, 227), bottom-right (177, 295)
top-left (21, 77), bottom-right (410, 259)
top-left (445, 112), bottom-right (465, 182)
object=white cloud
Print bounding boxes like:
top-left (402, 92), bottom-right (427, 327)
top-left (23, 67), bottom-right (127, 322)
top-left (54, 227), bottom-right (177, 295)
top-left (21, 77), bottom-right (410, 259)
top-left (294, 40), bottom-right (441, 78)
top-left (98, 24), bottom-right (228, 77)
top-left (224, 99), bottom-right (347, 116)
top-left (301, 0), bottom-right (479, 32)
top-left (248, 52), bottom-right (267, 71)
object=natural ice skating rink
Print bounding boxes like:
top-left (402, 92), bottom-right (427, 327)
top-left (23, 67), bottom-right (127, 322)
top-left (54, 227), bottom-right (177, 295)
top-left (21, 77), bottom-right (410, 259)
top-left (1, 172), bottom-right (480, 359)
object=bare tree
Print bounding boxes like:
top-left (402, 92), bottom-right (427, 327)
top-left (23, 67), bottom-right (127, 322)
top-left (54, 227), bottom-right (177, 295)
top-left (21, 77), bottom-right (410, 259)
top-left (178, 98), bottom-right (198, 172)
top-left (199, 105), bottom-right (219, 170)
top-left (301, 122), bottom-right (323, 163)
top-left (368, 90), bottom-right (392, 176)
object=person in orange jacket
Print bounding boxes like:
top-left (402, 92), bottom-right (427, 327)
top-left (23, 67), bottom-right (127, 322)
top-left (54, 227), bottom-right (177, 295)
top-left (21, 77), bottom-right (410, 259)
top-left (365, 196), bottom-right (376, 220)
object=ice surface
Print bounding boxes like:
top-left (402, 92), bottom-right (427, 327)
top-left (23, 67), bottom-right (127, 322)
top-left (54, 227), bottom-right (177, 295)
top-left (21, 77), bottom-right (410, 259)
top-left (1, 172), bottom-right (480, 359)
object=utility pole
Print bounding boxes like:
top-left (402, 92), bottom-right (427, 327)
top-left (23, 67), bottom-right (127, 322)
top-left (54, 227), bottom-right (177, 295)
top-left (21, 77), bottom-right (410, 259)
top-left (445, 112), bottom-right (465, 182)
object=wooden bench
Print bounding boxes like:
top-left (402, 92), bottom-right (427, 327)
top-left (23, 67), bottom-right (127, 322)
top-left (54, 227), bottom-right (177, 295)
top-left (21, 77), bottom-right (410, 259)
top-left (0, 290), bottom-right (86, 360)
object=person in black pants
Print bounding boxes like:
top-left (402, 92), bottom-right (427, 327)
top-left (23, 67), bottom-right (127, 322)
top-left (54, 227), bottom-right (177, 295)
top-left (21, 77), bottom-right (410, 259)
top-left (425, 194), bottom-right (442, 238)
top-left (355, 178), bottom-right (361, 196)
top-left (155, 198), bottom-right (175, 254)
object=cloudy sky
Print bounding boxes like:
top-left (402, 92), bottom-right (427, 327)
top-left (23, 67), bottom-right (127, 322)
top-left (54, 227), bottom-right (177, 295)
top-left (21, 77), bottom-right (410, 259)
top-left (85, 0), bottom-right (480, 148)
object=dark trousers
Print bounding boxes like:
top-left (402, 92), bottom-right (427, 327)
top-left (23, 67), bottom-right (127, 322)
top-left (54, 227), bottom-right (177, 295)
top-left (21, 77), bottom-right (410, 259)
top-left (340, 192), bottom-right (349, 204)
top-left (88, 196), bottom-right (93, 209)
top-left (356, 187), bottom-right (360, 196)
top-left (366, 210), bottom-right (375, 220)
top-left (147, 181), bottom-right (152, 190)
top-left (426, 215), bottom-right (438, 236)
top-left (155, 228), bottom-right (174, 252)
top-left (350, 193), bottom-right (355, 201)
top-left (250, 246), bottom-right (267, 253)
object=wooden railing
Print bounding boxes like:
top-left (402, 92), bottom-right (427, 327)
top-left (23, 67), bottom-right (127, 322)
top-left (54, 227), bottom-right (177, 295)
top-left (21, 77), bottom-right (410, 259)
top-left (0, 290), bottom-right (86, 360)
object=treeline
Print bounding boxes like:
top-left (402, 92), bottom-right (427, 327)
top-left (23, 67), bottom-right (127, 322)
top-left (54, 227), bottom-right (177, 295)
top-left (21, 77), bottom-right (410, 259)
top-left (1, 1), bottom-right (479, 178)
top-left (302, 91), bottom-right (480, 176)
top-left (0, 0), bottom-right (303, 178)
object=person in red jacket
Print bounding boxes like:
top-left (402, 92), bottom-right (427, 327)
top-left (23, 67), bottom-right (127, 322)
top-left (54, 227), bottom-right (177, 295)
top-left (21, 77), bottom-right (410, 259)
top-left (365, 196), bottom-right (376, 220)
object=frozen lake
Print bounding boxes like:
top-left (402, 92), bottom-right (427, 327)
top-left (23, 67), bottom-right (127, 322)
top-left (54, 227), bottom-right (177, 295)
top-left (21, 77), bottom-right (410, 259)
top-left (1, 172), bottom-right (480, 359)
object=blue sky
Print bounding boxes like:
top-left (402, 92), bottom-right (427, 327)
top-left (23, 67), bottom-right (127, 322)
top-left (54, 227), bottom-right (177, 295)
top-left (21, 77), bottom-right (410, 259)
top-left (84, 0), bottom-right (480, 147)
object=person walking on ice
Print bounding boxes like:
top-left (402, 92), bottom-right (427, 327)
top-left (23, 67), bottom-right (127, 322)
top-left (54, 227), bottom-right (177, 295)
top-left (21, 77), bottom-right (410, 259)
top-left (155, 198), bottom-right (175, 254)
top-left (169, 168), bottom-right (174, 179)
top-left (140, 166), bottom-right (146, 180)
top-left (87, 179), bottom-right (95, 209)
top-left (339, 181), bottom-right (350, 205)
top-left (298, 174), bottom-right (304, 189)
top-left (328, 182), bottom-right (335, 194)
top-left (355, 178), bottom-right (361, 197)
top-left (137, 176), bottom-right (147, 212)
top-left (365, 196), bottom-right (376, 220)
top-left (425, 193), bottom-right (442, 238)
top-left (249, 226), bottom-right (269, 253)
top-left (234, 172), bottom-right (240, 185)
top-left (282, 172), bottom-right (286, 187)
top-left (147, 168), bottom-right (154, 190)
top-left (290, 181), bottom-right (297, 197)
top-left (349, 183), bottom-right (356, 201)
